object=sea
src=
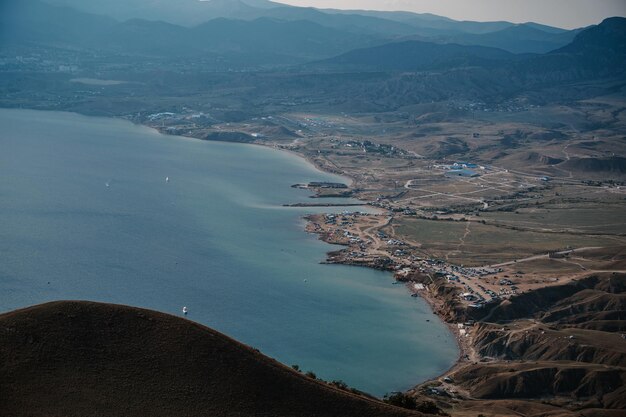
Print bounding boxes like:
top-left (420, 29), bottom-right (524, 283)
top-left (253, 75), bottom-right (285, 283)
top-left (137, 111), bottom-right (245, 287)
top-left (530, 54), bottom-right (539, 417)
top-left (0, 108), bottom-right (458, 396)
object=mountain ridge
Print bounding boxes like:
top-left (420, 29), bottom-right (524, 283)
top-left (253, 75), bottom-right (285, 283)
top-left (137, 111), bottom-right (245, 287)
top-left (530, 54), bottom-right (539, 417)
top-left (3, 0), bottom-right (581, 59)
top-left (310, 40), bottom-right (521, 72)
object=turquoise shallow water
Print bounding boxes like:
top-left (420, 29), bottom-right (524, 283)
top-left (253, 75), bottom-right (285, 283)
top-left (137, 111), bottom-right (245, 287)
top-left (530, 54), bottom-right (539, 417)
top-left (0, 109), bottom-right (458, 396)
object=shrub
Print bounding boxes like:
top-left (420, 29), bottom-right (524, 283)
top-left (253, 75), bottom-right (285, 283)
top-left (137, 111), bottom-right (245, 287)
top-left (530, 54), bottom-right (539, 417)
top-left (415, 400), bottom-right (444, 415)
top-left (330, 380), bottom-right (348, 390)
top-left (383, 392), bottom-right (416, 410)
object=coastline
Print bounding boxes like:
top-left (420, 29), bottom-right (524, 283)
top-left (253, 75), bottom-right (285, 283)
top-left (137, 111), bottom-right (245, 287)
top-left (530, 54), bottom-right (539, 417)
top-left (277, 145), bottom-right (359, 189)
top-left (144, 123), bottom-right (467, 387)
top-left (2, 107), bottom-right (464, 392)
top-left (303, 213), bottom-right (471, 383)
top-left (145, 123), bottom-right (468, 387)
top-left (6, 109), bottom-right (624, 415)
top-left (403, 282), bottom-right (475, 379)
top-left (1, 107), bottom-right (457, 396)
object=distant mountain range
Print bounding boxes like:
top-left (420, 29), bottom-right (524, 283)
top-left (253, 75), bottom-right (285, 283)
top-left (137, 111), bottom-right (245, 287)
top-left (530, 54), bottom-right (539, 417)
top-left (2, 0), bottom-right (624, 78)
top-left (312, 17), bottom-right (625, 76)
top-left (308, 17), bottom-right (626, 112)
top-left (4, 0), bottom-right (587, 56)
top-left (517, 17), bottom-right (626, 80)
top-left (92, 17), bottom-right (381, 62)
top-left (1, 0), bottom-right (381, 65)
top-left (311, 41), bottom-right (521, 72)
top-left (419, 24), bottom-right (582, 54)
top-left (40, 0), bottom-right (567, 39)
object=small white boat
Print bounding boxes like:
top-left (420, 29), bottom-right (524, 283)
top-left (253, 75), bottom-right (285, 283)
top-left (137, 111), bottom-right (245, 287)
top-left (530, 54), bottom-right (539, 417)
top-left (165, 176), bottom-right (170, 183)
top-left (182, 306), bottom-right (188, 315)
top-left (105, 182), bottom-right (110, 187)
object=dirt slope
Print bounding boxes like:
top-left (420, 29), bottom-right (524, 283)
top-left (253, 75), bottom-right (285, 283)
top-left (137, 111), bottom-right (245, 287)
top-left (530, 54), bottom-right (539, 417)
top-left (449, 273), bottom-right (626, 412)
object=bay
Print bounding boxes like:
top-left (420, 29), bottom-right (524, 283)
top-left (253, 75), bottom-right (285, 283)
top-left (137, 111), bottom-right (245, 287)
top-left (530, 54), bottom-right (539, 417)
top-left (0, 108), bottom-right (458, 396)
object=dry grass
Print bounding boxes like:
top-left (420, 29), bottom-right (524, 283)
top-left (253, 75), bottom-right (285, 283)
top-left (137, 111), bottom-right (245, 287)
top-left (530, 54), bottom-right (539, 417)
top-left (0, 301), bottom-right (423, 417)
top-left (392, 217), bottom-right (626, 267)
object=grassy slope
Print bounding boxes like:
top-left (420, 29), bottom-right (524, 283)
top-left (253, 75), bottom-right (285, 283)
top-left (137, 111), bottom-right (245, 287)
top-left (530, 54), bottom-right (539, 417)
top-left (0, 301), bottom-right (424, 417)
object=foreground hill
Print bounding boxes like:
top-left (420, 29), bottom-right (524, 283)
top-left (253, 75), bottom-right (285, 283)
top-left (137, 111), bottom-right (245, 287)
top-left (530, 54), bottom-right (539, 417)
top-left (0, 301), bottom-right (423, 417)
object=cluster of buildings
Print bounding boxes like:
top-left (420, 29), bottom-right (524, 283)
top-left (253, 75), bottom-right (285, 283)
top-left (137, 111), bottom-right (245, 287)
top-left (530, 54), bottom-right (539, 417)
top-left (449, 99), bottom-right (537, 113)
top-left (330, 139), bottom-right (411, 158)
top-left (444, 161), bottom-right (485, 178)
top-left (313, 211), bottom-right (524, 308)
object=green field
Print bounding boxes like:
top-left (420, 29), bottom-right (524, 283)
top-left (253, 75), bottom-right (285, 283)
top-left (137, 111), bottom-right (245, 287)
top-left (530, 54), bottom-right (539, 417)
top-left (480, 204), bottom-right (626, 235)
top-left (392, 217), bottom-right (626, 266)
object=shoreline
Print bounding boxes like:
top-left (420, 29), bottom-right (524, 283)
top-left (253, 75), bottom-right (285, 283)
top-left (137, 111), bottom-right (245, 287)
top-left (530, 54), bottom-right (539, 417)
top-left (147, 122), bottom-right (468, 388)
top-left (277, 145), bottom-right (359, 189)
top-left (142, 122), bottom-right (468, 388)
top-left (403, 282), bottom-right (475, 380)
top-left (7, 109), bottom-right (623, 415)
top-left (304, 214), bottom-right (471, 384)
top-left (2, 107), bottom-right (465, 393)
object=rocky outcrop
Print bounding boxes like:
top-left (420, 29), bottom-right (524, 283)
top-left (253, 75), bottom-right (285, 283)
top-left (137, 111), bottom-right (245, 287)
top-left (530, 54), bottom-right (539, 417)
top-left (560, 156), bottom-right (626, 175)
top-left (453, 363), bottom-right (625, 406)
top-left (445, 273), bottom-right (626, 413)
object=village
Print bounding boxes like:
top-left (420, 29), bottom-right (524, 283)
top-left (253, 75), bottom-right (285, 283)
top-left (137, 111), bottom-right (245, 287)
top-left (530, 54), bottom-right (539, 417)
top-left (305, 211), bottom-right (524, 310)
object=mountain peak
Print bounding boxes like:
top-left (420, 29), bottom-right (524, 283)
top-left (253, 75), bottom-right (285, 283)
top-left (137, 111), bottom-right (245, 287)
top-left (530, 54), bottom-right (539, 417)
top-left (555, 16), bottom-right (626, 54)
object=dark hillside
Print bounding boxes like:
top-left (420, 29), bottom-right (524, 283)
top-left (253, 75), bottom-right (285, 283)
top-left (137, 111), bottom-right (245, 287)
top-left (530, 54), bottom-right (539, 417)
top-left (555, 17), bottom-right (626, 55)
top-left (0, 301), bottom-right (424, 417)
top-left (313, 40), bottom-right (517, 72)
top-left (442, 24), bottom-right (580, 53)
top-left (512, 17), bottom-right (626, 79)
top-left (0, 0), bottom-right (116, 46)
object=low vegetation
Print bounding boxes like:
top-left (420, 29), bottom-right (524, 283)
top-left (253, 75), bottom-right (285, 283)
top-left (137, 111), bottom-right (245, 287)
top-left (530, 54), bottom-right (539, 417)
top-left (0, 301), bottom-right (421, 417)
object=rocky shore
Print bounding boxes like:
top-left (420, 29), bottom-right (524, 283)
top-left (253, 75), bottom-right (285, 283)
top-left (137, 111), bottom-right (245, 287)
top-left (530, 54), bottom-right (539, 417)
top-left (152, 121), bottom-right (626, 416)
top-left (304, 212), bottom-right (626, 416)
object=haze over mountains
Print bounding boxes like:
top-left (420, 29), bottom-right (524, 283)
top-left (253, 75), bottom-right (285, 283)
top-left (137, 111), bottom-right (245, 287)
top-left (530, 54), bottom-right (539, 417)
top-left (2, 0), bottom-right (624, 115)
top-left (318, 17), bottom-right (625, 75)
top-left (2, 0), bottom-right (590, 66)
top-left (2, 0), bottom-right (624, 116)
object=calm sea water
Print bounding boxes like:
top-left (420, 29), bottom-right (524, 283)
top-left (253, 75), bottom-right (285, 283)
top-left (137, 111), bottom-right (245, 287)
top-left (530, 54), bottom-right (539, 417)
top-left (0, 109), bottom-right (458, 395)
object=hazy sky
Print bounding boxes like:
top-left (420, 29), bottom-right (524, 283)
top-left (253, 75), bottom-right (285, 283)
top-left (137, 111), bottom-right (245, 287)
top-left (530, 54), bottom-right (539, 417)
top-left (279, 0), bottom-right (626, 29)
